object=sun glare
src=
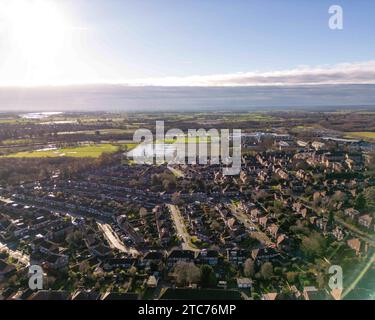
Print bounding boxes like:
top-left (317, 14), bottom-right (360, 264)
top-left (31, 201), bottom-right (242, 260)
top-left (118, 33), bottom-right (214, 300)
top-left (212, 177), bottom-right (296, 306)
top-left (1, 0), bottom-right (70, 85)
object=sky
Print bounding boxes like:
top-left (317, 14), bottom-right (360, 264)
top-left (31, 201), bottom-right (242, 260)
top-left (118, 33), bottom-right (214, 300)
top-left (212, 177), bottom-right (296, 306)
top-left (0, 0), bottom-right (374, 110)
top-left (0, 0), bottom-right (374, 86)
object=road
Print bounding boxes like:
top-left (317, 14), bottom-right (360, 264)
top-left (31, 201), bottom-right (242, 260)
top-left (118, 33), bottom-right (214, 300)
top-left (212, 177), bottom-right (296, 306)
top-left (335, 217), bottom-right (375, 247)
top-left (296, 197), bottom-right (375, 247)
top-left (0, 242), bottom-right (30, 266)
top-left (167, 204), bottom-right (199, 252)
top-left (227, 203), bottom-right (272, 246)
top-left (2, 196), bottom-right (142, 256)
top-left (97, 222), bottom-right (139, 256)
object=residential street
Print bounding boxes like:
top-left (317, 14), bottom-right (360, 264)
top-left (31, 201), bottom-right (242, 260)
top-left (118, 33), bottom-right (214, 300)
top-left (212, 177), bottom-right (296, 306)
top-left (97, 222), bottom-right (139, 256)
top-left (168, 204), bottom-right (199, 252)
top-left (0, 242), bottom-right (30, 266)
top-left (228, 203), bottom-right (272, 246)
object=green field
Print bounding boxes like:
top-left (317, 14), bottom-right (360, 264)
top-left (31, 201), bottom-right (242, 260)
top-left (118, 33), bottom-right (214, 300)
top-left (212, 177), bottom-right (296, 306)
top-left (0, 118), bottom-right (35, 124)
top-left (0, 138), bottom-right (34, 145)
top-left (222, 113), bottom-right (277, 122)
top-left (57, 128), bottom-right (133, 135)
top-left (345, 132), bottom-right (375, 140)
top-left (1, 143), bottom-right (137, 158)
top-left (162, 136), bottom-right (211, 144)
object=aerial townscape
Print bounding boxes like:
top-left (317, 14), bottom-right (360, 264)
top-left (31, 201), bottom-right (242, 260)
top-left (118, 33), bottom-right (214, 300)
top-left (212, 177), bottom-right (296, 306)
top-left (0, 111), bottom-right (374, 300)
top-left (0, 0), bottom-right (374, 307)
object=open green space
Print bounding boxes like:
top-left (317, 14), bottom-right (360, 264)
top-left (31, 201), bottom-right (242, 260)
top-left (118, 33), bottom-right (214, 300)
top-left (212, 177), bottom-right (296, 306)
top-left (1, 143), bottom-right (137, 158)
top-left (345, 132), bottom-right (375, 141)
top-left (57, 128), bottom-right (133, 135)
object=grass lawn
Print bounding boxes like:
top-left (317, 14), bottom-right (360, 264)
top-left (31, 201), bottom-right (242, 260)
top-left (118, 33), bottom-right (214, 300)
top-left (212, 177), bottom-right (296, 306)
top-left (162, 136), bottom-right (211, 144)
top-left (345, 132), bottom-right (375, 140)
top-left (1, 143), bottom-right (136, 158)
top-left (222, 113), bottom-right (278, 122)
top-left (0, 138), bottom-right (34, 145)
top-left (57, 128), bottom-right (134, 135)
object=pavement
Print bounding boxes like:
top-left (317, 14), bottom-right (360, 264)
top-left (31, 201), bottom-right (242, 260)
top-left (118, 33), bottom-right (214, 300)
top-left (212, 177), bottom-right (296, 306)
top-left (168, 204), bottom-right (199, 252)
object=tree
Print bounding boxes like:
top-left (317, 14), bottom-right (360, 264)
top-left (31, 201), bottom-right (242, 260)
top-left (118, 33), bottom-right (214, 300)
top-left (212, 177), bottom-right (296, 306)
top-left (354, 193), bottom-right (366, 210)
top-left (260, 262), bottom-right (274, 280)
top-left (327, 211), bottom-right (334, 228)
top-left (367, 152), bottom-right (375, 174)
top-left (128, 266), bottom-right (137, 275)
top-left (174, 262), bottom-right (200, 287)
top-left (316, 272), bottom-right (326, 289)
top-left (301, 232), bottom-right (326, 258)
top-left (200, 265), bottom-right (217, 288)
top-left (79, 261), bottom-right (90, 274)
top-left (243, 258), bottom-right (255, 277)
top-left (210, 220), bottom-right (221, 232)
top-left (171, 192), bottom-right (182, 205)
top-left (139, 207), bottom-right (148, 218)
top-left (66, 230), bottom-right (83, 247)
top-left (364, 187), bottom-right (375, 209)
top-left (163, 179), bottom-right (176, 192)
top-left (286, 271), bottom-right (299, 284)
top-left (151, 174), bottom-right (160, 186)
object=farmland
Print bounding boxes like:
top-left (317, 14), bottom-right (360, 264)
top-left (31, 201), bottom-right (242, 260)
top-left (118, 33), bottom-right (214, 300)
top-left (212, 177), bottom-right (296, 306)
top-left (1, 143), bottom-right (136, 158)
top-left (345, 132), bottom-right (375, 141)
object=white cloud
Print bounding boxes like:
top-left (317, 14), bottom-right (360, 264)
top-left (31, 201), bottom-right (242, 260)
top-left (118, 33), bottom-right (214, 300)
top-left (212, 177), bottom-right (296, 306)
top-left (124, 61), bottom-right (375, 86)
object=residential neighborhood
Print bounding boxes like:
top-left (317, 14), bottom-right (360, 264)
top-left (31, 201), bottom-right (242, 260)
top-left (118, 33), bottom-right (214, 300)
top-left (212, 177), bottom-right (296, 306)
top-left (1, 116), bottom-right (374, 300)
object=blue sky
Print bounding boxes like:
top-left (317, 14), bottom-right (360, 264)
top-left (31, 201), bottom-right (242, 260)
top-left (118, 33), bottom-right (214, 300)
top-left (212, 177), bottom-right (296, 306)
top-left (0, 0), bottom-right (374, 111)
top-left (69, 0), bottom-right (375, 77)
top-left (0, 0), bottom-right (374, 85)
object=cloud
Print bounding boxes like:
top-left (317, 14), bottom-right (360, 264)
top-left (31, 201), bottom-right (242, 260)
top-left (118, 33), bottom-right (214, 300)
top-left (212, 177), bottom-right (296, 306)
top-left (1, 60), bottom-right (375, 112)
top-left (125, 61), bottom-right (375, 86)
top-left (1, 84), bottom-right (375, 112)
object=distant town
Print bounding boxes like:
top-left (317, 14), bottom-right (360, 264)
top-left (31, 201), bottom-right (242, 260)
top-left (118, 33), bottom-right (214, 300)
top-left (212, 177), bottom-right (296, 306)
top-left (0, 110), bottom-right (374, 300)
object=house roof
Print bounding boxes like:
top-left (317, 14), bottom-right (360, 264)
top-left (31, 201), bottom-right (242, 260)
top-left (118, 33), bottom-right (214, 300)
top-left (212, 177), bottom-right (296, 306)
top-left (168, 250), bottom-right (195, 260)
top-left (276, 234), bottom-right (287, 246)
top-left (345, 208), bottom-right (360, 215)
top-left (160, 288), bottom-right (241, 300)
top-left (105, 258), bottom-right (136, 265)
top-left (71, 290), bottom-right (100, 300)
top-left (236, 278), bottom-right (253, 286)
top-left (44, 253), bottom-right (66, 264)
top-left (252, 247), bottom-right (279, 260)
top-left (303, 287), bottom-right (327, 300)
top-left (0, 259), bottom-right (15, 273)
top-left (28, 290), bottom-right (70, 300)
top-left (101, 292), bottom-right (139, 300)
top-left (143, 251), bottom-right (164, 260)
top-left (347, 238), bottom-right (361, 252)
top-left (198, 250), bottom-right (219, 258)
top-left (268, 224), bottom-right (279, 235)
top-left (227, 248), bottom-right (249, 257)
top-left (331, 288), bottom-right (343, 301)
top-left (147, 275), bottom-right (159, 286)
top-left (359, 214), bottom-right (373, 224)
top-left (262, 292), bottom-right (278, 300)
